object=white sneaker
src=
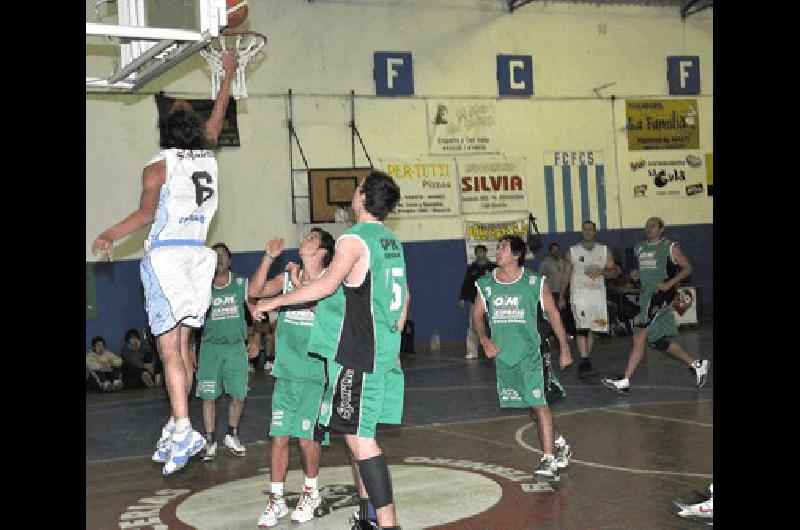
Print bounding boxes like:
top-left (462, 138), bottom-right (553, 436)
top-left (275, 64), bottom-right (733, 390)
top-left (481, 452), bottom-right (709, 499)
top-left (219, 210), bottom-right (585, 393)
top-left (223, 434), bottom-right (246, 456)
top-left (152, 428), bottom-right (173, 463)
top-left (534, 455), bottom-right (559, 481)
top-left (248, 364), bottom-right (256, 373)
top-left (600, 377), bottom-right (630, 395)
top-left (465, 352), bottom-right (478, 359)
top-left (264, 361), bottom-right (274, 371)
top-left (102, 380), bottom-right (112, 392)
top-left (674, 497), bottom-right (712, 524)
top-left (201, 441), bottom-right (217, 462)
top-left (554, 442), bottom-right (572, 469)
top-left (142, 372), bottom-right (154, 387)
top-left (692, 359), bottom-right (710, 387)
top-left (291, 488), bottom-right (322, 522)
top-left (258, 494), bottom-right (289, 528)
top-left (112, 379), bottom-right (124, 391)
top-left (154, 373), bottom-right (163, 386)
top-left (163, 428), bottom-right (206, 476)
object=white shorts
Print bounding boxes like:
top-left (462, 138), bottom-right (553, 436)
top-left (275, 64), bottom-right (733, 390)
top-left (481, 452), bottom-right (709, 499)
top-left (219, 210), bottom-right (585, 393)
top-left (140, 245), bottom-right (217, 336)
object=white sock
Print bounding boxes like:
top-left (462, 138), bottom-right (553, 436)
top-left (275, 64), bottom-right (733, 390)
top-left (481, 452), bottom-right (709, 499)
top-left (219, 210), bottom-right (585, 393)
top-left (542, 453), bottom-right (554, 460)
top-left (271, 483), bottom-right (284, 497)
top-left (619, 378), bottom-right (630, 386)
top-left (555, 436), bottom-right (566, 447)
top-left (174, 417), bottom-right (191, 436)
top-left (304, 476), bottom-right (318, 492)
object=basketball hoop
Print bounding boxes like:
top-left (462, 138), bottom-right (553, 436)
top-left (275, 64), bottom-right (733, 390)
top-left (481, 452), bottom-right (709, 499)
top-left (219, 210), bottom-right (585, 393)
top-left (200, 29), bottom-right (267, 100)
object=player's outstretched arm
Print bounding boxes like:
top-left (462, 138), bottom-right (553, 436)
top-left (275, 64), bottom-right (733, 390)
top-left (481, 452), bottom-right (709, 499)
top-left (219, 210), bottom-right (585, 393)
top-left (397, 285), bottom-right (410, 332)
top-left (91, 161), bottom-right (166, 261)
top-left (203, 50), bottom-right (237, 147)
top-left (248, 238), bottom-right (285, 298)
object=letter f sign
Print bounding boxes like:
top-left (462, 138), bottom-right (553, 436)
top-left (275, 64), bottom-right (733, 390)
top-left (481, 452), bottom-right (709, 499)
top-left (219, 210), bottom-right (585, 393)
top-left (375, 52), bottom-right (414, 96)
top-left (667, 56), bottom-right (700, 95)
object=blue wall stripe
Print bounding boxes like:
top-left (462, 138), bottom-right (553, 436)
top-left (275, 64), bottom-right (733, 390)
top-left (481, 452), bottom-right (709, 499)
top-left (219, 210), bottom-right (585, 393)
top-left (544, 165), bottom-right (556, 232)
top-left (579, 164), bottom-right (590, 225)
top-left (596, 164), bottom-right (607, 229)
top-left (562, 165), bottom-right (573, 232)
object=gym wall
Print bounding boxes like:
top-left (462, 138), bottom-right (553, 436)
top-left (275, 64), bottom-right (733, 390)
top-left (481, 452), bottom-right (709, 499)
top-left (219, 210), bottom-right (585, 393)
top-left (86, 0), bottom-right (712, 352)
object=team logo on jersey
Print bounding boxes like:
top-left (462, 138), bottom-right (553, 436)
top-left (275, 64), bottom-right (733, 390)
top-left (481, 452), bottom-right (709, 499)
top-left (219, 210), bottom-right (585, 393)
top-left (500, 388), bottom-right (521, 401)
top-left (320, 403), bottom-right (329, 416)
top-left (494, 296), bottom-right (519, 307)
top-left (337, 369), bottom-right (356, 420)
top-left (302, 419), bottom-right (311, 431)
top-left (271, 410), bottom-right (284, 427)
top-left (236, 277), bottom-right (244, 285)
top-left (532, 389), bottom-right (541, 399)
top-left (197, 380), bottom-right (216, 394)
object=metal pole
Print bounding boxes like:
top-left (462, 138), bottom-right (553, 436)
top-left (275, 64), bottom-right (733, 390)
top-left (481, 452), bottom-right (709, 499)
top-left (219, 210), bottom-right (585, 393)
top-left (288, 89), bottom-right (296, 223)
top-left (351, 89), bottom-right (356, 168)
top-left (610, 94), bottom-right (624, 246)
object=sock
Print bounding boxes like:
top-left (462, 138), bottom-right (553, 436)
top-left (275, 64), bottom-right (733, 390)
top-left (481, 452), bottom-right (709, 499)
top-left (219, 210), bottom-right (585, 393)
top-left (227, 425), bottom-right (238, 436)
top-left (359, 498), bottom-right (371, 521)
top-left (271, 483), bottom-right (284, 497)
top-left (174, 417), bottom-right (191, 436)
top-left (304, 476), bottom-right (318, 491)
top-left (555, 435), bottom-right (566, 447)
top-left (619, 378), bottom-right (630, 386)
top-left (542, 453), bottom-right (554, 460)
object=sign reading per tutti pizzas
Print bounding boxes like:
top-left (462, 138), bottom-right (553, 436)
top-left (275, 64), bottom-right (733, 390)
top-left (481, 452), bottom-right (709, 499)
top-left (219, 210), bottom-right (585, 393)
top-left (459, 159), bottom-right (528, 214)
top-left (381, 159), bottom-right (459, 218)
top-left (626, 99), bottom-right (699, 151)
top-left (428, 100), bottom-right (499, 155)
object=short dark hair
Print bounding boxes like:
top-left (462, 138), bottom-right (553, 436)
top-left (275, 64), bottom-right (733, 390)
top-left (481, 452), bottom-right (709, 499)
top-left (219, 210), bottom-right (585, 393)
top-left (212, 243), bottom-right (232, 259)
top-left (163, 110), bottom-right (207, 150)
top-left (475, 245), bottom-right (488, 254)
top-left (548, 242), bottom-right (560, 251)
top-left (124, 328), bottom-right (140, 342)
top-left (582, 220), bottom-right (597, 230)
top-left (500, 235), bottom-right (526, 266)
top-left (91, 336), bottom-right (105, 349)
top-left (311, 227), bottom-right (336, 267)
top-left (361, 170), bottom-right (400, 221)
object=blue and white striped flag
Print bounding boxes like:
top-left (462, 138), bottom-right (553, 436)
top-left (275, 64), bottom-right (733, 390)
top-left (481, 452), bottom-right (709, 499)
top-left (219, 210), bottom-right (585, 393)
top-left (543, 150), bottom-right (607, 233)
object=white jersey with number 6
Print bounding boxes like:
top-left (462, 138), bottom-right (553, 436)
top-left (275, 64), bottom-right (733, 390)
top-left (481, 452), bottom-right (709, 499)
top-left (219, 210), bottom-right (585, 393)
top-left (145, 149), bottom-right (219, 247)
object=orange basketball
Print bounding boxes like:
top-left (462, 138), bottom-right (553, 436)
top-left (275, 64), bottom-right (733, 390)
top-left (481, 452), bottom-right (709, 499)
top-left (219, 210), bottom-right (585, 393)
top-left (226, 0), bottom-right (249, 29)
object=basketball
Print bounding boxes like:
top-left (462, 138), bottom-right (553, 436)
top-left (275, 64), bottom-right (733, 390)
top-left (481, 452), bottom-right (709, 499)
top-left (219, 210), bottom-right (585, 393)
top-left (225, 0), bottom-right (249, 29)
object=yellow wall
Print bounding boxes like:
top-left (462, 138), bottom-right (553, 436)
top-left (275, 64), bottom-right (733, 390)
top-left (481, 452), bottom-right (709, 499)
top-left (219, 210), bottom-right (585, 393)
top-left (86, 0), bottom-right (712, 260)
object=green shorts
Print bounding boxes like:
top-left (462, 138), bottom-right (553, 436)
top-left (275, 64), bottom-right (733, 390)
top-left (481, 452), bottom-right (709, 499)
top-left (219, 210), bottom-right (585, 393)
top-left (634, 292), bottom-right (679, 343)
top-left (317, 359), bottom-right (404, 439)
top-left (195, 341), bottom-right (248, 400)
top-left (269, 378), bottom-right (328, 443)
top-left (495, 354), bottom-right (548, 409)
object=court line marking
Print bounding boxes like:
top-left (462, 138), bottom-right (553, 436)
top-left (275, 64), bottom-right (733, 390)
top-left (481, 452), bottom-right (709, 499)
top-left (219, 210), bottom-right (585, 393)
top-left (515, 401), bottom-right (713, 479)
top-left (596, 407), bottom-right (712, 427)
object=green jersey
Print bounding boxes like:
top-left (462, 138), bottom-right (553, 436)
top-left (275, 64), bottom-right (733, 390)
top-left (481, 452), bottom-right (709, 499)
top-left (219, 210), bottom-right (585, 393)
top-left (306, 222), bottom-right (407, 373)
top-left (202, 272), bottom-right (248, 344)
top-left (273, 270), bottom-right (325, 383)
top-left (476, 268), bottom-right (544, 368)
top-left (634, 238), bottom-right (676, 297)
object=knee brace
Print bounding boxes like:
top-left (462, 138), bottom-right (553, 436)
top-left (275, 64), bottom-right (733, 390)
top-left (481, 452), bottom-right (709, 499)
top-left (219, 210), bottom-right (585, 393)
top-left (649, 338), bottom-right (671, 352)
top-left (357, 454), bottom-right (393, 509)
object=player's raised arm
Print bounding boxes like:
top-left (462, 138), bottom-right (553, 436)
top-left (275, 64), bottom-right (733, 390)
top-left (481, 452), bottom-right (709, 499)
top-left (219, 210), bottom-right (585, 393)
top-left (203, 50), bottom-right (237, 147)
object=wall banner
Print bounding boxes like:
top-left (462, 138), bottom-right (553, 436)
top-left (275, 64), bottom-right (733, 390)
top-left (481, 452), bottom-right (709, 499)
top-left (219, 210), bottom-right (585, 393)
top-left (459, 158), bottom-right (528, 214)
top-left (628, 152), bottom-right (705, 198)
top-left (427, 100), bottom-right (499, 155)
top-left (626, 99), bottom-right (699, 151)
top-left (463, 218), bottom-right (528, 264)
top-left (542, 150), bottom-right (607, 233)
top-left (379, 158), bottom-right (460, 218)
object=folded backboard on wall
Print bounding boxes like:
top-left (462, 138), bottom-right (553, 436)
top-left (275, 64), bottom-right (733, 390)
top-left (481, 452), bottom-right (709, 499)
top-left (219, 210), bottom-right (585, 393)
top-left (155, 92), bottom-right (240, 147)
top-left (309, 168), bottom-right (373, 223)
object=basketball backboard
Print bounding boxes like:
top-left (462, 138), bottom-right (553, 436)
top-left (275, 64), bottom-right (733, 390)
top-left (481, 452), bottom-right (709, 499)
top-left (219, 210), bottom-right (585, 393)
top-left (86, 0), bottom-right (228, 93)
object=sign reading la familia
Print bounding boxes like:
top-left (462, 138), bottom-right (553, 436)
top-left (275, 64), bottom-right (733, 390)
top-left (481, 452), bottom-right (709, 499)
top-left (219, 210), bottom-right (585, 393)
top-left (380, 159), bottom-right (460, 218)
top-left (427, 100), bottom-right (499, 155)
top-left (459, 158), bottom-right (528, 214)
top-left (542, 151), bottom-right (607, 234)
top-left (626, 99), bottom-right (700, 151)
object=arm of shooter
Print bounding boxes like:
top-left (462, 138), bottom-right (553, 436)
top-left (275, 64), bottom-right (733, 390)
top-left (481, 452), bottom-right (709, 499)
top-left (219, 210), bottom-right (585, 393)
top-left (203, 50), bottom-right (237, 147)
top-left (541, 283), bottom-right (573, 370)
top-left (397, 285), bottom-right (410, 332)
top-left (473, 291), bottom-right (500, 358)
top-left (253, 237), bottom-right (362, 318)
top-left (91, 161), bottom-right (165, 261)
top-left (558, 249), bottom-right (572, 309)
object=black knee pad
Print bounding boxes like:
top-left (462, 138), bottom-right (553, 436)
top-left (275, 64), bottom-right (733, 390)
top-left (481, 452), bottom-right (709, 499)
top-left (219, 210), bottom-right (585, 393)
top-left (357, 454), bottom-right (393, 509)
top-left (649, 338), bottom-right (670, 352)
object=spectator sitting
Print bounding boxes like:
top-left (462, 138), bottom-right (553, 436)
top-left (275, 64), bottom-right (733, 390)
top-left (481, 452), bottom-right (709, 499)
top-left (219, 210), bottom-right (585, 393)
top-left (86, 336), bottom-right (123, 392)
top-left (120, 328), bottom-right (156, 389)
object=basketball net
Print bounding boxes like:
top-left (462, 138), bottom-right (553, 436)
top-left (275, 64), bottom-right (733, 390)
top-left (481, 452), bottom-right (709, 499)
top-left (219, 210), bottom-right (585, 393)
top-left (200, 30), bottom-right (266, 100)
